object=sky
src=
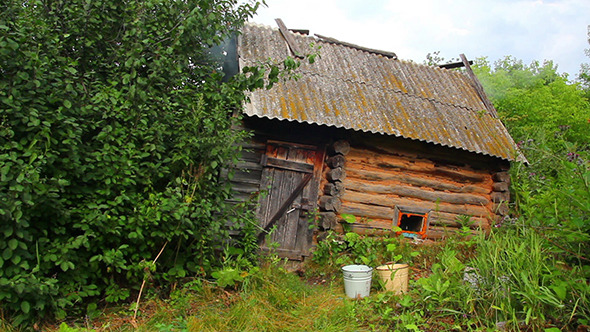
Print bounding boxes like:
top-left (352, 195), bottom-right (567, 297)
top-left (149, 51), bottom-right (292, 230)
top-left (250, 0), bottom-right (590, 78)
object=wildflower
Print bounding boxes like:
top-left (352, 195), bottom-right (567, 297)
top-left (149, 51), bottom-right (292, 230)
top-left (567, 152), bottom-right (580, 162)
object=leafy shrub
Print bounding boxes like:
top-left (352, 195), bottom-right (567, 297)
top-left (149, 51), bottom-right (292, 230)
top-left (474, 57), bottom-right (590, 145)
top-left (310, 231), bottom-right (417, 276)
top-left (0, 0), bottom-right (265, 325)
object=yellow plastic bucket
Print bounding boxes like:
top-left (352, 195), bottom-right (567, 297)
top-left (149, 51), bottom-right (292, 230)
top-left (375, 263), bottom-right (409, 294)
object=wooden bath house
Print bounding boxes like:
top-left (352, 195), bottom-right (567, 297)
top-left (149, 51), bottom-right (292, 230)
top-left (222, 21), bottom-right (523, 260)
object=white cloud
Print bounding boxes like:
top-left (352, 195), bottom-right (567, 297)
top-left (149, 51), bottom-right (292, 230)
top-left (252, 0), bottom-right (590, 75)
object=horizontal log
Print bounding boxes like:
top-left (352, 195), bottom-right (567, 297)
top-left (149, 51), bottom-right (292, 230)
top-left (235, 161), bottom-right (263, 171)
top-left (319, 212), bottom-right (338, 230)
top-left (341, 191), bottom-right (491, 217)
top-left (323, 182), bottom-right (345, 197)
top-left (347, 148), bottom-right (489, 183)
top-left (345, 168), bottom-right (490, 195)
top-left (425, 228), bottom-right (452, 240)
top-left (426, 226), bottom-right (481, 239)
top-left (221, 168), bottom-right (263, 185)
top-left (492, 172), bottom-right (510, 183)
top-left (319, 196), bottom-right (341, 212)
top-left (339, 216), bottom-right (392, 229)
top-left (359, 134), bottom-right (503, 169)
top-left (239, 149), bottom-right (264, 163)
top-left (230, 182), bottom-right (260, 194)
top-left (235, 141), bottom-right (266, 150)
top-left (392, 198), bottom-right (490, 217)
top-left (344, 179), bottom-right (490, 206)
top-left (492, 182), bottom-right (509, 192)
top-left (326, 154), bottom-right (346, 168)
top-left (345, 224), bottom-right (391, 236)
top-left (329, 140), bottom-right (350, 156)
top-left (427, 211), bottom-right (489, 230)
top-left (339, 202), bottom-right (395, 220)
top-left (261, 156), bottom-right (314, 173)
top-left (432, 168), bottom-right (486, 183)
top-left (226, 193), bottom-right (257, 203)
top-left (493, 202), bottom-right (509, 216)
top-left (490, 191), bottom-right (510, 203)
top-left (327, 167), bottom-right (346, 182)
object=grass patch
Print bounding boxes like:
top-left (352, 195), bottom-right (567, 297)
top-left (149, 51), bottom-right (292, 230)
top-left (7, 232), bottom-right (590, 331)
top-left (34, 260), bottom-right (367, 332)
top-left (187, 261), bottom-right (362, 332)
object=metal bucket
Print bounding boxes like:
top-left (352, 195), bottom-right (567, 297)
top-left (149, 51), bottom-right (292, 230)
top-left (375, 263), bottom-right (409, 294)
top-left (342, 265), bottom-right (373, 298)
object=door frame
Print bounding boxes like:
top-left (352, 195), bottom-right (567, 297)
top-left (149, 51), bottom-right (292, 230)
top-left (256, 139), bottom-right (325, 260)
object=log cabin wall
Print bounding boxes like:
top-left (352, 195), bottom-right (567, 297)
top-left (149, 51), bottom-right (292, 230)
top-left (226, 118), bottom-right (512, 246)
top-left (318, 134), bottom-right (511, 240)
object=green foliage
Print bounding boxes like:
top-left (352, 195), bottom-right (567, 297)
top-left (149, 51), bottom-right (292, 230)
top-left (188, 259), bottom-right (364, 332)
top-left (211, 246), bottom-right (258, 289)
top-left (311, 231), bottom-right (415, 274)
top-left (417, 248), bottom-right (466, 311)
top-left (470, 54), bottom-right (590, 330)
top-left (57, 322), bottom-right (95, 332)
top-left (473, 57), bottom-right (590, 145)
top-left (475, 54), bottom-right (590, 265)
top-left (509, 139), bottom-right (590, 262)
top-left (577, 25), bottom-right (590, 98)
top-left (0, 0), bottom-right (267, 325)
top-left (467, 226), bottom-right (589, 331)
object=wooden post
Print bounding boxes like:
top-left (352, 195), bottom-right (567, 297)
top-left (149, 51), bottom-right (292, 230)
top-left (275, 18), bottom-right (303, 58)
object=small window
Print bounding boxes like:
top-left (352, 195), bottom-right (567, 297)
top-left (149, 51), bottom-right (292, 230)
top-left (394, 207), bottom-right (429, 239)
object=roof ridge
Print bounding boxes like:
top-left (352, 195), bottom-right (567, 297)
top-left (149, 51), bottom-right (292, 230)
top-left (314, 34), bottom-right (398, 59)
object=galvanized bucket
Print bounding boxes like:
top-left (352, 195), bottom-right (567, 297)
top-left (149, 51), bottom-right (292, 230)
top-left (342, 265), bottom-right (373, 298)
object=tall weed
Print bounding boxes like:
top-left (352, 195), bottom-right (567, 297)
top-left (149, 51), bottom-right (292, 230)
top-left (469, 225), bottom-right (589, 330)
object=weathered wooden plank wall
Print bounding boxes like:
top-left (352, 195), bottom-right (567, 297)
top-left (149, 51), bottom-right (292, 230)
top-left (223, 140), bottom-right (266, 205)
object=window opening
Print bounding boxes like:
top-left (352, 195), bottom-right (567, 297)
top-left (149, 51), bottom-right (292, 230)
top-left (396, 211), bottom-right (429, 239)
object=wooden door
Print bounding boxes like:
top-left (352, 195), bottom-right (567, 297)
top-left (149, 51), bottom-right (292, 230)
top-left (257, 140), bottom-right (323, 260)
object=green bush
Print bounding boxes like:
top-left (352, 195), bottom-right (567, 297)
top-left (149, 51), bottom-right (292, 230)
top-left (0, 0), bottom-right (264, 325)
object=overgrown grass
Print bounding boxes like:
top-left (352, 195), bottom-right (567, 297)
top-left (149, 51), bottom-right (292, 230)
top-left (22, 258), bottom-right (366, 332)
top-left (3, 229), bottom-right (589, 331)
top-left (186, 262), bottom-right (360, 332)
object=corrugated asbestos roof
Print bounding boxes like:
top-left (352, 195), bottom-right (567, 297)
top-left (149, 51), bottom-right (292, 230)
top-left (238, 23), bottom-right (523, 162)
